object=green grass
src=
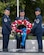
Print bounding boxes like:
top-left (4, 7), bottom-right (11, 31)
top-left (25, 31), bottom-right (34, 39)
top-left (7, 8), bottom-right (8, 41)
top-left (28, 36), bottom-right (44, 40)
top-left (9, 35), bottom-right (44, 40)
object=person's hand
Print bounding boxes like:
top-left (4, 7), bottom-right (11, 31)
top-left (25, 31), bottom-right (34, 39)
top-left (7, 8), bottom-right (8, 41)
top-left (12, 29), bottom-right (14, 32)
top-left (11, 30), bottom-right (16, 36)
top-left (32, 23), bottom-right (34, 26)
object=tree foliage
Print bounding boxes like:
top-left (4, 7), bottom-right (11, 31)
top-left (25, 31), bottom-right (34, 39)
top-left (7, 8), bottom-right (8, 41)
top-left (0, 0), bottom-right (44, 26)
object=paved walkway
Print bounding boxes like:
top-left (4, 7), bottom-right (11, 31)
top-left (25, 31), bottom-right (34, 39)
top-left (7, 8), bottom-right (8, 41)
top-left (0, 52), bottom-right (44, 55)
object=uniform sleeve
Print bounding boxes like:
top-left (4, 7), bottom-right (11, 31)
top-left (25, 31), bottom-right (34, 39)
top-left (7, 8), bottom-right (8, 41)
top-left (32, 17), bottom-right (40, 31)
top-left (3, 17), bottom-right (11, 32)
top-left (15, 17), bottom-right (19, 20)
top-left (27, 18), bottom-right (29, 21)
top-left (25, 17), bottom-right (29, 21)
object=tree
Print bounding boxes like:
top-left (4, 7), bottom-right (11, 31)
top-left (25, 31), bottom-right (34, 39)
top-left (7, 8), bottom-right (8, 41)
top-left (0, 0), bottom-right (44, 26)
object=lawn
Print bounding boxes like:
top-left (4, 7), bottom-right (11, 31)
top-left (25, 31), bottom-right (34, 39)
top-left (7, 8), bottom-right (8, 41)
top-left (9, 35), bottom-right (44, 40)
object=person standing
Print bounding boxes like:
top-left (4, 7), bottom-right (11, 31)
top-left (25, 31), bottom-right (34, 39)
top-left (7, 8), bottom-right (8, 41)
top-left (15, 9), bottom-right (29, 49)
top-left (2, 7), bottom-right (11, 52)
top-left (32, 7), bottom-right (43, 52)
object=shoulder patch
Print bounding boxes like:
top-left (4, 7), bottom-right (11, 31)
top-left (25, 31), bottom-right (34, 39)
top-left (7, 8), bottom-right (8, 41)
top-left (36, 19), bottom-right (40, 24)
top-left (4, 18), bottom-right (7, 22)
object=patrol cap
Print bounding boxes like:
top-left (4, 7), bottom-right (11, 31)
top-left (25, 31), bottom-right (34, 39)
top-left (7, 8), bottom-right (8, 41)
top-left (5, 7), bottom-right (10, 11)
top-left (35, 7), bottom-right (41, 11)
top-left (20, 9), bottom-right (25, 12)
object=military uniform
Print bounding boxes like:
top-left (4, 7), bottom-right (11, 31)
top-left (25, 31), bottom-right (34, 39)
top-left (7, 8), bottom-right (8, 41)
top-left (15, 16), bottom-right (29, 49)
top-left (2, 7), bottom-right (11, 51)
top-left (32, 8), bottom-right (43, 52)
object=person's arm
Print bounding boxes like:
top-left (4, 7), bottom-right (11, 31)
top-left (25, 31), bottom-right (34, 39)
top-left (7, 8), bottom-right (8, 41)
top-left (25, 17), bottom-right (29, 21)
top-left (15, 17), bottom-right (19, 20)
top-left (3, 17), bottom-right (11, 32)
top-left (32, 17), bottom-right (40, 32)
top-left (27, 17), bottom-right (29, 21)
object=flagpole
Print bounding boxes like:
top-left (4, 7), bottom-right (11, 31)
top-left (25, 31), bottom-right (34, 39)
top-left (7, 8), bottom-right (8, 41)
top-left (17, 0), bottom-right (19, 17)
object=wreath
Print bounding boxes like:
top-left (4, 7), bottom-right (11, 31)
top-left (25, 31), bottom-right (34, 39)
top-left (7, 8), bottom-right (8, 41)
top-left (11, 19), bottom-right (32, 34)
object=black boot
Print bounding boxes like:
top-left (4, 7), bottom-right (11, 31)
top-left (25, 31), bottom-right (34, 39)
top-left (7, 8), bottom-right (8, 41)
top-left (38, 49), bottom-right (43, 53)
top-left (3, 49), bottom-right (8, 52)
